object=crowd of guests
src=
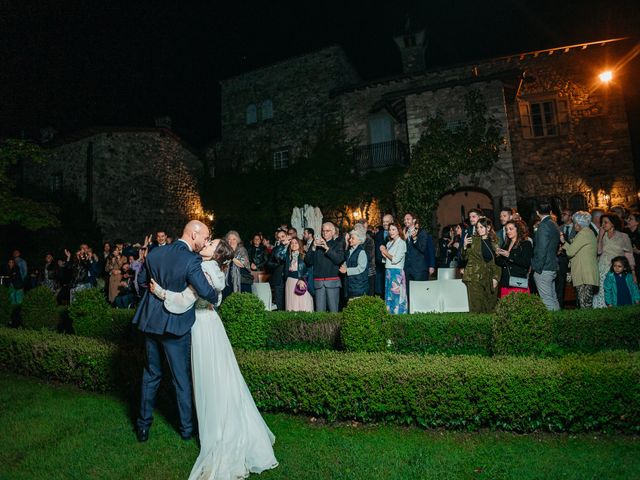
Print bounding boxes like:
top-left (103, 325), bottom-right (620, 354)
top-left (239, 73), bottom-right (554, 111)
top-left (4, 203), bottom-right (639, 315)
top-left (436, 204), bottom-right (640, 312)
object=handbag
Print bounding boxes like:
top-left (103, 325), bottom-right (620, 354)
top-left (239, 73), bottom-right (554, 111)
top-left (507, 265), bottom-right (529, 288)
top-left (239, 267), bottom-right (254, 285)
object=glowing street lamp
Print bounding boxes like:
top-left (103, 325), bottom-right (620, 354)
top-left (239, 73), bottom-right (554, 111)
top-left (599, 70), bottom-right (613, 83)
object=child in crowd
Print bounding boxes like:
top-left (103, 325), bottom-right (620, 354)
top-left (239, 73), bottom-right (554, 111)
top-left (604, 256), bottom-right (640, 307)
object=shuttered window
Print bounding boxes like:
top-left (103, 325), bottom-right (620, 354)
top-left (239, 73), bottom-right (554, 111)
top-left (518, 97), bottom-right (569, 138)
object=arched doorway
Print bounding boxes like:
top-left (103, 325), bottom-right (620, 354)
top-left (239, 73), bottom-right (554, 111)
top-left (436, 187), bottom-right (494, 232)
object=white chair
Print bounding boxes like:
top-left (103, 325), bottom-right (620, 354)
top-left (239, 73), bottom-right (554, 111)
top-left (251, 283), bottom-right (276, 311)
top-left (408, 279), bottom-right (470, 313)
top-left (409, 281), bottom-right (441, 313)
top-left (437, 268), bottom-right (457, 280)
top-left (439, 279), bottom-right (470, 312)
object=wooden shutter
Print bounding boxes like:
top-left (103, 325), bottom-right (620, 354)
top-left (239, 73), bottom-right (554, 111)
top-left (556, 99), bottom-right (570, 135)
top-left (517, 101), bottom-right (533, 138)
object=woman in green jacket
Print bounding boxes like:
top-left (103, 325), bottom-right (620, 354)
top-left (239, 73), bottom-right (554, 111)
top-left (561, 211), bottom-right (599, 308)
top-left (462, 217), bottom-right (502, 313)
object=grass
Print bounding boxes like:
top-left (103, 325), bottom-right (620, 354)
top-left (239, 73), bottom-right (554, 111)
top-left (1, 373), bottom-right (639, 480)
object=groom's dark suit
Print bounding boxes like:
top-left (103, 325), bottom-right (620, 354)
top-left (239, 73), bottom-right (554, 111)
top-left (133, 239), bottom-right (218, 438)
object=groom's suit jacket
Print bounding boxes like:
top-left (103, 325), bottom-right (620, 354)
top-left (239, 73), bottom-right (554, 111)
top-left (133, 240), bottom-right (217, 336)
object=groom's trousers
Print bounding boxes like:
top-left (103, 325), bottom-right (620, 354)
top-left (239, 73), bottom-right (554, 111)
top-left (138, 331), bottom-right (193, 437)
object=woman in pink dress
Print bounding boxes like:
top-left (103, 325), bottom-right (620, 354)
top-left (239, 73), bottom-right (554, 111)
top-left (284, 237), bottom-right (314, 312)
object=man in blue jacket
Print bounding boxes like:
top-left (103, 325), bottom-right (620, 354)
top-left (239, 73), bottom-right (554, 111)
top-left (403, 213), bottom-right (436, 307)
top-left (531, 203), bottom-right (561, 310)
top-left (133, 220), bottom-right (218, 442)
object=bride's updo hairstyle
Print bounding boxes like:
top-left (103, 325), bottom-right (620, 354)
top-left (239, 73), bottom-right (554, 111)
top-left (213, 239), bottom-right (235, 269)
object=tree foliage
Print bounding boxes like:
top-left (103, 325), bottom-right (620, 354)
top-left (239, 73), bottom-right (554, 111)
top-left (395, 90), bottom-right (502, 228)
top-left (205, 119), bottom-right (401, 238)
top-left (0, 139), bottom-right (60, 230)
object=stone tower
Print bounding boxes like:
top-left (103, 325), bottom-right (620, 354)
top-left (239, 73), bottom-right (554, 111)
top-left (393, 20), bottom-right (427, 74)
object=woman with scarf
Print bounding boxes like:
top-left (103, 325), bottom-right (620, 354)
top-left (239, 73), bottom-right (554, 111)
top-left (222, 230), bottom-right (252, 299)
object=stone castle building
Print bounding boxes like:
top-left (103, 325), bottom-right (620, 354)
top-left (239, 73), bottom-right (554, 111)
top-left (24, 127), bottom-right (207, 241)
top-left (212, 34), bottom-right (637, 226)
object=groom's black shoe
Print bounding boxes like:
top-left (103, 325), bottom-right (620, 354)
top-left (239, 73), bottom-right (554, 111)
top-left (180, 432), bottom-right (193, 441)
top-left (136, 428), bottom-right (149, 442)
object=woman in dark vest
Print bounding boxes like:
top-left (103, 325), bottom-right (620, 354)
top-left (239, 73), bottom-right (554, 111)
top-left (339, 227), bottom-right (369, 300)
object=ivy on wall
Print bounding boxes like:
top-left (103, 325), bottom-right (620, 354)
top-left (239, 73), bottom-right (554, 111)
top-left (395, 90), bottom-right (503, 228)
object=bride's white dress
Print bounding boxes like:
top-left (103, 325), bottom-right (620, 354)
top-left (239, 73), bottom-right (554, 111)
top-left (155, 260), bottom-right (278, 479)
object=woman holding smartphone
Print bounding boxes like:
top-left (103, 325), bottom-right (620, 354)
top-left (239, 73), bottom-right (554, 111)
top-left (379, 223), bottom-right (407, 314)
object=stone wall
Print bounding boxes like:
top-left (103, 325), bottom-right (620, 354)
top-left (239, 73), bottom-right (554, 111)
top-left (503, 46), bottom-right (636, 209)
top-left (217, 45), bottom-right (360, 171)
top-left (25, 129), bottom-right (205, 241)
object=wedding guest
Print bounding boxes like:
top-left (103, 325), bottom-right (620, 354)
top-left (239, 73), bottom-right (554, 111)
top-left (40, 252), bottom-right (59, 293)
top-left (604, 256), bottom-right (640, 306)
top-left (223, 230), bottom-right (252, 297)
top-left (356, 219), bottom-right (376, 295)
top-left (461, 217), bottom-right (501, 313)
top-left (4, 258), bottom-right (24, 305)
top-left (302, 228), bottom-right (315, 253)
top-left (284, 237), bottom-right (313, 311)
top-left (305, 222), bottom-right (345, 312)
top-left (339, 228), bottom-right (369, 300)
top-left (495, 220), bottom-right (533, 297)
top-left (12, 250), bottom-right (28, 284)
top-left (531, 203), bottom-right (561, 311)
top-left (624, 211), bottom-right (640, 279)
top-left (561, 211), bottom-right (598, 308)
top-left (593, 213), bottom-right (635, 308)
top-left (380, 222), bottom-right (407, 314)
top-left (267, 229), bottom-right (289, 310)
top-left (374, 214), bottom-right (394, 296)
top-left (248, 234), bottom-right (267, 271)
top-left (106, 245), bottom-right (126, 304)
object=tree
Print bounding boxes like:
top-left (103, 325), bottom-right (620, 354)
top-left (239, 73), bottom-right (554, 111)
top-left (0, 139), bottom-right (60, 229)
top-left (394, 90), bottom-right (502, 229)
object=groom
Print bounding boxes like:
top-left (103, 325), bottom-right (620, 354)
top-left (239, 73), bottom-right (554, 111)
top-left (133, 220), bottom-right (218, 442)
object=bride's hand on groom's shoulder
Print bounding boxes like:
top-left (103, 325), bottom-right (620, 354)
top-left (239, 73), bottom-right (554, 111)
top-left (149, 279), bottom-right (157, 295)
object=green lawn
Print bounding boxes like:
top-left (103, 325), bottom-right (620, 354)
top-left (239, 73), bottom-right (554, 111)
top-left (1, 373), bottom-right (639, 480)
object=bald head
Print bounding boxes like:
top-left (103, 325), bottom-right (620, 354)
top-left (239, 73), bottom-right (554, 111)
top-left (181, 220), bottom-right (211, 252)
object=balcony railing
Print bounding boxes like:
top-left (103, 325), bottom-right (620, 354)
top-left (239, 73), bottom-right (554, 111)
top-left (354, 140), bottom-right (408, 171)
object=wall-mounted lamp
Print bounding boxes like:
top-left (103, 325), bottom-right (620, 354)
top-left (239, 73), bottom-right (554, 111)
top-left (599, 70), bottom-right (613, 83)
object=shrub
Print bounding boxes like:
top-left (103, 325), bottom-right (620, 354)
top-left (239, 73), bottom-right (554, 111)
top-left (0, 286), bottom-right (12, 325)
top-left (341, 296), bottom-right (390, 352)
top-left (493, 293), bottom-right (553, 355)
top-left (266, 311), bottom-right (342, 351)
top-left (1, 325), bottom-right (638, 432)
top-left (21, 286), bottom-right (59, 330)
top-left (389, 312), bottom-right (493, 355)
top-left (219, 293), bottom-right (269, 349)
top-left (68, 288), bottom-right (114, 339)
top-left (551, 305), bottom-right (640, 353)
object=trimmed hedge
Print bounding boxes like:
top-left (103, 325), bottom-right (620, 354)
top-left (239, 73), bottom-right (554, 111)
top-left (1, 326), bottom-right (638, 433)
top-left (341, 296), bottom-right (390, 352)
top-left (69, 288), bottom-right (121, 340)
top-left (389, 312), bottom-right (493, 355)
top-left (266, 311), bottom-right (342, 351)
top-left (551, 306), bottom-right (640, 353)
top-left (219, 293), bottom-right (269, 349)
top-left (21, 286), bottom-right (59, 330)
top-left (493, 293), bottom-right (553, 356)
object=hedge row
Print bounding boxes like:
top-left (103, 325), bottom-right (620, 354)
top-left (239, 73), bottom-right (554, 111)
top-left (9, 287), bottom-right (640, 356)
top-left (1, 326), bottom-right (638, 433)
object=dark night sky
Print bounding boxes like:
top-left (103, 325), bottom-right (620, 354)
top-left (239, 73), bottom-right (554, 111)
top-left (2, 0), bottom-right (640, 148)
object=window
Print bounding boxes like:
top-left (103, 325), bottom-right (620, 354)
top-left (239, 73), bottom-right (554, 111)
top-left (246, 104), bottom-right (257, 125)
top-left (273, 149), bottom-right (289, 170)
top-left (261, 99), bottom-right (273, 120)
top-left (50, 172), bottom-right (63, 192)
top-left (518, 97), bottom-right (569, 138)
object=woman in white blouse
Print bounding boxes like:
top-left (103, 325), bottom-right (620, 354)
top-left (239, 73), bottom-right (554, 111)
top-left (379, 222), bottom-right (407, 314)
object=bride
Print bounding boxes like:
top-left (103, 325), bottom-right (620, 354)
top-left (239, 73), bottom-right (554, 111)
top-left (150, 239), bottom-right (278, 480)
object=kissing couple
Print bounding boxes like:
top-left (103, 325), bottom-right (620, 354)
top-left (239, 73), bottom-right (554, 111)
top-left (133, 220), bottom-right (278, 479)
